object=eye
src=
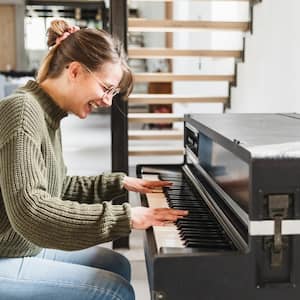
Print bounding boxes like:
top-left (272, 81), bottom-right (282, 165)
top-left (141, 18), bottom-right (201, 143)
top-left (102, 86), bottom-right (110, 93)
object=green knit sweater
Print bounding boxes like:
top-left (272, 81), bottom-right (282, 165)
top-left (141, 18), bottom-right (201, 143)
top-left (0, 80), bottom-right (131, 257)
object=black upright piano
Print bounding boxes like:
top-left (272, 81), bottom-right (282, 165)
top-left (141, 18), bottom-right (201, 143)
top-left (137, 113), bottom-right (300, 300)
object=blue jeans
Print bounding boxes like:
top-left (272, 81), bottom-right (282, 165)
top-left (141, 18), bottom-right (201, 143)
top-left (0, 246), bottom-right (135, 300)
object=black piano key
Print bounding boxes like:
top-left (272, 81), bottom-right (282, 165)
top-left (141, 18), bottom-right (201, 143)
top-left (169, 188), bottom-right (192, 193)
top-left (179, 216), bottom-right (213, 221)
top-left (169, 198), bottom-right (196, 202)
top-left (170, 205), bottom-right (207, 211)
top-left (160, 174), bottom-right (183, 179)
top-left (183, 237), bottom-right (232, 245)
top-left (165, 183), bottom-right (189, 186)
top-left (167, 189), bottom-right (194, 193)
top-left (185, 241), bottom-right (232, 249)
top-left (179, 228), bottom-right (222, 235)
top-left (181, 233), bottom-right (227, 241)
top-left (167, 197), bottom-right (199, 200)
top-left (181, 234), bottom-right (224, 241)
top-left (167, 192), bottom-right (195, 197)
top-left (178, 225), bottom-right (220, 231)
top-left (180, 231), bottom-right (226, 238)
top-left (177, 219), bottom-right (218, 226)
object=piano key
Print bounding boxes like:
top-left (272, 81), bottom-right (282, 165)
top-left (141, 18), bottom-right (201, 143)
top-left (185, 241), bottom-right (232, 250)
top-left (179, 229), bottom-right (221, 235)
top-left (152, 225), bottom-right (185, 249)
top-left (143, 174), bottom-right (184, 250)
top-left (166, 191), bottom-right (194, 196)
top-left (142, 172), bottom-right (234, 252)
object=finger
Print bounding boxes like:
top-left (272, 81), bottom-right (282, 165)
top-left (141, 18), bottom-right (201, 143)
top-left (154, 212), bottom-right (187, 222)
top-left (141, 187), bottom-right (155, 194)
top-left (152, 221), bottom-right (165, 226)
top-left (156, 208), bottom-right (189, 216)
top-left (161, 215), bottom-right (183, 222)
top-left (144, 188), bottom-right (167, 194)
top-left (169, 209), bottom-right (189, 216)
top-left (149, 189), bottom-right (164, 193)
top-left (145, 180), bottom-right (173, 188)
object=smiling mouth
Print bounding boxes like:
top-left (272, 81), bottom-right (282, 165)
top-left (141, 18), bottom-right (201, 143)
top-left (88, 101), bottom-right (99, 110)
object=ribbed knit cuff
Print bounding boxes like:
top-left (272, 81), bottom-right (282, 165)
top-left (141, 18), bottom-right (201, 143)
top-left (116, 172), bottom-right (127, 191)
top-left (98, 172), bottom-right (127, 201)
top-left (110, 202), bottom-right (132, 237)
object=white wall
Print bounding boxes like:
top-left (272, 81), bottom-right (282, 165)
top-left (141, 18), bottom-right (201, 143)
top-left (230, 0), bottom-right (300, 113)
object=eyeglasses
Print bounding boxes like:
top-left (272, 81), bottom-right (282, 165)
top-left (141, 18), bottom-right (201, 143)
top-left (84, 65), bottom-right (120, 98)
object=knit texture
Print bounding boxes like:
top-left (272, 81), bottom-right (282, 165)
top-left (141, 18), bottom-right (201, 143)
top-left (0, 80), bottom-right (131, 258)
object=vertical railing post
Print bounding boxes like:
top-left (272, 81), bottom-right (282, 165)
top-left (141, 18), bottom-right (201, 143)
top-left (110, 0), bottom-right (129, 249)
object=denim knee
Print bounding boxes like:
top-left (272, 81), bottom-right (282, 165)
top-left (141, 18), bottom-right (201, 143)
top-left (0, 276), bottom-right (135, 300)
top-left (111, 251), bottom-right (132, 282)
top-left (115, 276), bottom-right (135, 300)
top-left (95, 271), bottom-right (135, 300)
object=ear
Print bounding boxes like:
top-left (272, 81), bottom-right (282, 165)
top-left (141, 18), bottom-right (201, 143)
top-left (66, 61), bottom-right (84, 82)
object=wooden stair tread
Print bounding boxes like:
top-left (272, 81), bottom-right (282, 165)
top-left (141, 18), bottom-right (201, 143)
top-left (128, 113), bottom-right (184, 123)
top-left (129, 147), bottom-right (184, 156)
top-left (129, 129), bottom-right (183, 140)
top-left (128, 19), bottom-right (250, 32)
top-left (134, 73), bottom-right (235, 82)
top-left (128, 48), bottom-right (242, 58)
top-left (128, 94), bottom-right (228, 104)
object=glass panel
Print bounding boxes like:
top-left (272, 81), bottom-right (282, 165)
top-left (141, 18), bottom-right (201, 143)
top-left (198, 133), bottom-right (250, 213)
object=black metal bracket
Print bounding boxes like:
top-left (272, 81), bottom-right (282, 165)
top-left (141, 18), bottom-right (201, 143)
top-left (265, 195), bottom-right (289, 268)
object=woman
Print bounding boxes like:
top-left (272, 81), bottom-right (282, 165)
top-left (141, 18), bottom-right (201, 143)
top-left (0, 20), bottom-right (187, 299)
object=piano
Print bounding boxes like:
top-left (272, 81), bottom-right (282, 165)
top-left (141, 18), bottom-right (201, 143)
top-left (137, 113), bottom-right (300, 300)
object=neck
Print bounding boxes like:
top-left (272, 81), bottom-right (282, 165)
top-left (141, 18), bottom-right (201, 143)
top-left (39, 78), bottom-right (68, 111)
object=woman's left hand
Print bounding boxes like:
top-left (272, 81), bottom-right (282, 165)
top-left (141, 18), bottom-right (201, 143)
top-left (123, 176), bottom-right (172, 193)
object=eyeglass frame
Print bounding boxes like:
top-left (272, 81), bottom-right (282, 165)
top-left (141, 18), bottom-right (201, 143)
top-left (83, 65), bottom-right (121, 98)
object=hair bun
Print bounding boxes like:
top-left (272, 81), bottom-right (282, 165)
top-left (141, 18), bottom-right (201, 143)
top-left (47, 19), bottom-right (70, 47)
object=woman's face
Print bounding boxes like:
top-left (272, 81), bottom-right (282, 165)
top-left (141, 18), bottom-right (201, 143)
top-left (66, 61), bottom-right (123, 119)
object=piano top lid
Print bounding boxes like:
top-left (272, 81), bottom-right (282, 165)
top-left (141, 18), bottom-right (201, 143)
top-left (186, 113), bottom-right (300, 160)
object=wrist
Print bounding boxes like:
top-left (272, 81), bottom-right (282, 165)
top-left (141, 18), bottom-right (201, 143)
top-left (122, 175), bottom-right (129, 190)
top-left (130, 218), bottom-right (134, 229)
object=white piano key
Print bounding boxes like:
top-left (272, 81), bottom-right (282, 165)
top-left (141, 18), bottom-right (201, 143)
top-left (153, 225), bottom-right (185, 249)
top-left (143, 174), bottom-right (184, 250)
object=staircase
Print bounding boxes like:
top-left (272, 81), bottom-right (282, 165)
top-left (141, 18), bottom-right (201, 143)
top-left (124, 0), bottom-right (261, 163)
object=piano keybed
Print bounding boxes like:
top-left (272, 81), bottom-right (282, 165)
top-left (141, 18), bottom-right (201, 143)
top-left (143, 169), bottom-right (235, 252)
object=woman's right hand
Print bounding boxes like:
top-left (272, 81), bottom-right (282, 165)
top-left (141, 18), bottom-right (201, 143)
top-left (130, 206), bottom-right (188, 230)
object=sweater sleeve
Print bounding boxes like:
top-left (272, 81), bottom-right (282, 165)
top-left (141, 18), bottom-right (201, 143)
top-left (0, 130), bottom-right (131, 251)
top-left (61, 172), bottom-right (127, 204)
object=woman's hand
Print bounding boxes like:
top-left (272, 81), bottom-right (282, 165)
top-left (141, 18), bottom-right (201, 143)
top-left (123, 176), bottom-right (172, 194)
top-left (130, 206), bottom-right (188, 229)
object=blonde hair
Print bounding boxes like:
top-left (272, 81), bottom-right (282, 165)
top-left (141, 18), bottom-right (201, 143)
top-left (37, 19), bottom-right (133, 96)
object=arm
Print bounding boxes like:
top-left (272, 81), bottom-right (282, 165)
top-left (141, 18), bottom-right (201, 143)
top-left (61, 172), bottom-right (126, 203)
top-left (0, 129), bottom-right (131, 251)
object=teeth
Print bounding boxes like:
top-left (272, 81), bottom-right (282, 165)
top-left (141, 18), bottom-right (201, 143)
top-left (89, 101), bottom-right (98, 109)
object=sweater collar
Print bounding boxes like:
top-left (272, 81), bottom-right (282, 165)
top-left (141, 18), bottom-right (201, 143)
top-left (23, 80), bottom-right (68, 129)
